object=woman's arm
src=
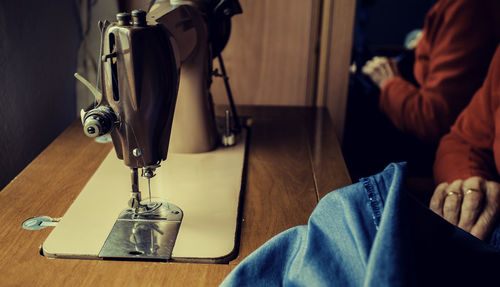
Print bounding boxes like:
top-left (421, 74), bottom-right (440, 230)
top-left (379, 0), bottom-right (495, 143)
top-left (430, 46), bottom-right (500, 240)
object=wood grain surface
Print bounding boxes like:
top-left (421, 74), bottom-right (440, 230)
top-left (211, 0), bottom-right (319, 106)
top-left (0, 106), bottom-right (350, 286)
top-left (120, 0), bottom-right (321, 106)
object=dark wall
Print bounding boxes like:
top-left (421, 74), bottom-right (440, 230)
top-left (0, 1), bottom-right (81, 189)
top-left (360, 0), bottom-right (436, 47)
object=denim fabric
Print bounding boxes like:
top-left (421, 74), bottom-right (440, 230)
top-left (220, 163), bottom-right (500, 287)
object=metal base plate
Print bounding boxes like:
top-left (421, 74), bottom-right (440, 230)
top-left (99, 202), bottom-right (182, 260)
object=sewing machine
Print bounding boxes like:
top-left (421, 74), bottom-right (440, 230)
top-left (38, 0), bottom-right (246, 262)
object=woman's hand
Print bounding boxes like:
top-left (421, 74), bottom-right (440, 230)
top-left (430, 176), bottom-right (500, 240)
top-left (362, 56), bottom-right (400, 88)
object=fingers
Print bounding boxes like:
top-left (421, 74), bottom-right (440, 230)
top-left (471, 181), bottom-right (500, 240)
top-left (362, 57), bottom-right (395, 88)
top-left (430, 182), bottom-right (449, 216)
top-left (362, 58), bottom-right (376, 75)
top-left (431, 177), bottom-right (500, 241)
top-left (361, 59), bottom-right (371, 74)
top-left (429, 180), bottom-right (464, 225)
top-left (442, 180), bottom-right (463, 225)
top-left (458, 177), bottom-right (485, 232)
top-left (362, 57), bottom-right (390, 75)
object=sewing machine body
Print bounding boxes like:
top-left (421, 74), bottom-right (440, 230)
top-left (41, 0), bottom-right (245, 262)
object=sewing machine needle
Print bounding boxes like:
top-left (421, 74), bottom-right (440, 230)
top-left (148, 177), bottom-right (152, 203)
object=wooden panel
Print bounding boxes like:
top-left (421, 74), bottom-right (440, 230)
top-left (117, 0), bottom-right (322, 106)
top-left (316, 0), bottom-right (357, 141)
top-left (211, 0), bottom-right (319, 106)
top-left (0, 106), bottom-right (350, 286)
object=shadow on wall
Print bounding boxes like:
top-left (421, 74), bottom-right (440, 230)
top-left (0, 1), bottom-right (81, 190)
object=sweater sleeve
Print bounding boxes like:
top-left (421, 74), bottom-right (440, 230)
top-left (379, 0), bottom-right (494, 143)
top-left (433, 47), bottom-right (500, 184)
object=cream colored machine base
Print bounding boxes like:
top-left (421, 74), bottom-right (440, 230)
top-left (43, 130), bottom-right (247, 263)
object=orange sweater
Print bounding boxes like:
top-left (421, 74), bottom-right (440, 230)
top-left (380, 0), bottom-right (499, 143)
top-left (434, 45), bottom-right (500, 183)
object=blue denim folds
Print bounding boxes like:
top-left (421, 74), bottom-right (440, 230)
top-left (221, 163), bottom-right (500, 287)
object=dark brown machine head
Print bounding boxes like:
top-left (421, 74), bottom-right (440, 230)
top-left (81, 10), bottom-right (180, 169)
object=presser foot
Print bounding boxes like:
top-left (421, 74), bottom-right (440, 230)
top-left (99, 201), bottom-right (183, 261)
top-left (128, 196), bottom-right (159, 214)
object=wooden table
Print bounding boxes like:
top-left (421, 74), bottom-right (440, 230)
top-left (0, 106), bottom-right (351, 286)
